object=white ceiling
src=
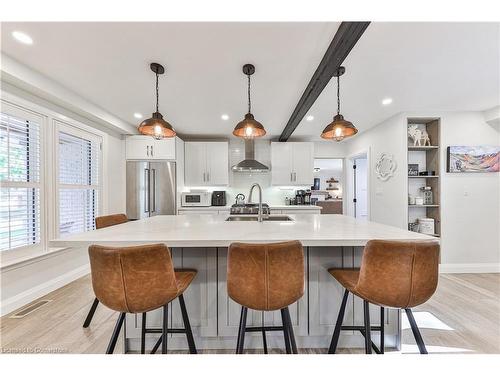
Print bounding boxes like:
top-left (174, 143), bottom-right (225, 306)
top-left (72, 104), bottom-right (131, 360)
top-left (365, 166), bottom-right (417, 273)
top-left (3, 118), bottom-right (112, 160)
top-left (1, 22), bottom-right (499, 141)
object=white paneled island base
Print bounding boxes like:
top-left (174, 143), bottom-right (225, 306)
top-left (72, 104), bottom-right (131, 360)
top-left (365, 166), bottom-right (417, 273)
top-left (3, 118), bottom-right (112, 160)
top-left (50, 214), bottom-right (436, 352)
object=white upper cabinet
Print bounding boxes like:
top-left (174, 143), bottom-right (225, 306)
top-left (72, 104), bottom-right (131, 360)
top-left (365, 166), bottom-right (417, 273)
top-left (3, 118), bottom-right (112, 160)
top-left (271, 142), bottom-right (314, 186)
top-left (185, 142), bottom-right (229, 186)
top-left (125, 135), bottom-right (176, 160)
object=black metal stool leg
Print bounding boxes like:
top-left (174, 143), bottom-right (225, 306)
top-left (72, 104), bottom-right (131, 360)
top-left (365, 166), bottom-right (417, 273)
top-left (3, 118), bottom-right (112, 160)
top-left (236, 306), bottom-right (248, 354)
top-left (141, 312), bottom-right (147, 354)
top-left (328, 289), bottom-right (349, 354)
top-left (280, 308), bottom-right (292, 354)
top-left (106, 312), bottom-right (125, 354)
top-left (179, 294), bottom-right (197, 354)
top-left (151, 337), bottom-right (161, 354)
top-left (162, 303), bottom-right (168, 354)
top-left (83, 298), bottom-right (99, 328)
top-left (261, 313), bottom-right (268, 354)
top-left (380, 307), bottom-right (385, 354)
top-left (405, 308), bottom-right (428, 354)
top-left (283, 307), bottom-right (298, 354)
top-left (363, 300), bottom-right (372, 354)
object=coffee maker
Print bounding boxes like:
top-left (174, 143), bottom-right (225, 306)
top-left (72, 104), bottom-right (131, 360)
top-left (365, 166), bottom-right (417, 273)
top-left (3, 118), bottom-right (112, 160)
top-left (295, 190), bottom-right (306, 205)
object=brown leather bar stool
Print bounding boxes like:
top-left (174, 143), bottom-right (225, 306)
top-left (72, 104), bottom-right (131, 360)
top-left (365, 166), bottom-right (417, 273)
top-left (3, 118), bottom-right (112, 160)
top-left (227, 241), bottom-right (305, 354)
top-left (82, 214), bottom-right (129, 328)
top-left (328, 240), bottom-right (439, 354)
top-left (88, 243), bottom-right (197, 354)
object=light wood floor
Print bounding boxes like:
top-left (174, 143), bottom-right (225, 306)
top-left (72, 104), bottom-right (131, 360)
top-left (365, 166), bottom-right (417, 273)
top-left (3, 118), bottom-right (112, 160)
top-left (1, 273), bottom-right (499, 354)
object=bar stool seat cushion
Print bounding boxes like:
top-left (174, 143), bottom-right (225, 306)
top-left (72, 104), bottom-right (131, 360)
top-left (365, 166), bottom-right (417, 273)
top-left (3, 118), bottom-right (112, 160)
top-left (328, 268), bottom-right (360, 291)
top-left (174, 269), bottom-right (197, 297)
top-left (328, 240), bottom-right (439, 309)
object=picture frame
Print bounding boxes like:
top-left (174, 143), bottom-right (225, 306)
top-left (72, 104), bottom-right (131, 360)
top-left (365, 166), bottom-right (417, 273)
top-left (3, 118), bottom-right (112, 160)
top-left (408, 163), bottom-right (419, 176)
top-left (447, 146), bottom-right (500, 173)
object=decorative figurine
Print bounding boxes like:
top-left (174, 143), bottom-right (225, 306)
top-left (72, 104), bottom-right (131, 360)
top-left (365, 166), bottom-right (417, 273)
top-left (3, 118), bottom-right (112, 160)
top-left (408, 125), bottom-right (431, 146)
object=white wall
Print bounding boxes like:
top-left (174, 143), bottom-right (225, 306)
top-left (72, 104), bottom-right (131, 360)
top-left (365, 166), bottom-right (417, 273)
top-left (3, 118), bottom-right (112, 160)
top-left (104, 135), bottom-right (126, 214)
top-left (343, 111), bottom-right (500, 272)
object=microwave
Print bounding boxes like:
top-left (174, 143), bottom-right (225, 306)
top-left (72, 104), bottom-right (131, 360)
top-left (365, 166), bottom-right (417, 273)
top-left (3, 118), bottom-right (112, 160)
top-left (181, 191), bottom-right (212, 207)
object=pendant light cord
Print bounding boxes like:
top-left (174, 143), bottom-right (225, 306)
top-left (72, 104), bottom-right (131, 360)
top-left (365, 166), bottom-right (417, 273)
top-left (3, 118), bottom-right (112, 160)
top-left (155, 72), bottom-right (159, 112)
top-left (247, 74), bottom-right (251, 114)
top-left (337, 74), bottom-right (340, 115)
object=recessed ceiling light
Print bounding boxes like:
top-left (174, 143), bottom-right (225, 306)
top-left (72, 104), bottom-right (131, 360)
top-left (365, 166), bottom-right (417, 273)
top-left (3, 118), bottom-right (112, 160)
top-left (306, 115), bottom-right (314, 122)
top-left (382, 98), bottom-right (393, 106)
top-left (133, 113), bottom-right (143, 119)
top-left (12, 31), bottom-right (33, 45)
top-left (221, 114), bottom-right (229, 121)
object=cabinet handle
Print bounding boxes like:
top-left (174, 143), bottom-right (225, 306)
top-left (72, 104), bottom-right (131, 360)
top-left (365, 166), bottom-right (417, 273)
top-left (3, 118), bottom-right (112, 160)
top-left (151, 145), bottom-right (154, 157)
top-left (203, 172), bottom-right (206, 182)
top-left (294, 172), bottom-right (297, 182)
top-left (207, 172), bottom-right (210, 182)
top-left (146, 145), bottom-right (150, 157)
top-left (290, 172), bottom-right (293, 182)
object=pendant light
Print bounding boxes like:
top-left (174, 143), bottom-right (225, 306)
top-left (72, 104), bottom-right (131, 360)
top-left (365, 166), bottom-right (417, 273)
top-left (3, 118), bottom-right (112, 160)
top-left (233, 64), bottom-right (266, 138)
top-left (138, 63), bottom-right (176, 139)
top-left (320, 66), bottom-right (357, 142)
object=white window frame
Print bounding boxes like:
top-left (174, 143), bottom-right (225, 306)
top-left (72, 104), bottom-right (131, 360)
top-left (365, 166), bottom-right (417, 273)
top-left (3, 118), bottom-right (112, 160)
top-left (0, 101), bottom-right (47, 256)
top-left (54, 121), bottom-right (103, 238)
top-left (0, 92), bottom-right (109, 266)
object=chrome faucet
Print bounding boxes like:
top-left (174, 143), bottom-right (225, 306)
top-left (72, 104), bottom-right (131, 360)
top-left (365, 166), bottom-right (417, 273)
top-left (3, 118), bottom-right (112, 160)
top-left (248, 183), bottom-right (263, 222)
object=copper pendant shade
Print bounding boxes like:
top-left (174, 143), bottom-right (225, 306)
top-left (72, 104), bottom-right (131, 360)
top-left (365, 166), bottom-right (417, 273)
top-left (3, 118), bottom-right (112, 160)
top-left (138, 63), bottom-right (176, 139)
top-left (233, 64), bottom-right (266, 139)
top-left (320, 66), bottom-right (357, 142)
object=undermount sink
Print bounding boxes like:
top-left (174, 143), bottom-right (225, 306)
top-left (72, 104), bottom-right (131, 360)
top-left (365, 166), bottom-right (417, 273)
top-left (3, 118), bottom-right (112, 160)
top-left (225, 215), bottom-right (294, 222)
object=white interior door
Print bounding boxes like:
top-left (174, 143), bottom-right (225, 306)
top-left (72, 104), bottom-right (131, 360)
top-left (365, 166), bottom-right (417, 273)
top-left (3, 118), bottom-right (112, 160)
top-left (354, 158), bottom-right (368, 220)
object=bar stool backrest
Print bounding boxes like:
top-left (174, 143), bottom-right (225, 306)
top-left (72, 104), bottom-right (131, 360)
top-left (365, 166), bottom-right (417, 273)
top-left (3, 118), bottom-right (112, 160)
top-left (88, 244), bottom-right (179, 313)
top-left (355, 240), bottom-right (440, 308)
top-left (227, 241), bottom-right (305, 311)
top-left (95, 213), bottom-right (128, 229)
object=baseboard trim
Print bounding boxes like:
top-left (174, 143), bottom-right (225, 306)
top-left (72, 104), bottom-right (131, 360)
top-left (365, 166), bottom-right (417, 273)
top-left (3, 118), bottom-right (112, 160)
top-left (0, 264), bottom-right (90, 317)
top-left (439, 263), bottom-right (500, 274)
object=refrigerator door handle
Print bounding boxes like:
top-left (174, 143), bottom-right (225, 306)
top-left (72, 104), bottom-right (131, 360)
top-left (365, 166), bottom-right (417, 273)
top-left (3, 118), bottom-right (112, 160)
top-left (144, 168), bottom-right (150, 212)
top-left (151, 168), bottom-right (156, 212)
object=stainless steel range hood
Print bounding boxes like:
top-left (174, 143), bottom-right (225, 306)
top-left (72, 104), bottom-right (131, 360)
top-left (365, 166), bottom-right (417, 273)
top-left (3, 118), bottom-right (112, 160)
top-left (231, 139), bottom-right (269, 172)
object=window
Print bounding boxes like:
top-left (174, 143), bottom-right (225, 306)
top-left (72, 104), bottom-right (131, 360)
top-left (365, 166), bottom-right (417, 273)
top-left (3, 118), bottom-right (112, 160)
top-left (0, 107), bottom-right (42, 251)
top-left (57, 124), bottom-right (101, 236)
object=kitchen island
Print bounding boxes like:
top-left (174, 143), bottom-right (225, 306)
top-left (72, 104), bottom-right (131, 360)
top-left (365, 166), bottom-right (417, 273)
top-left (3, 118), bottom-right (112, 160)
top-left (50, 214), bottom-right (436, 352)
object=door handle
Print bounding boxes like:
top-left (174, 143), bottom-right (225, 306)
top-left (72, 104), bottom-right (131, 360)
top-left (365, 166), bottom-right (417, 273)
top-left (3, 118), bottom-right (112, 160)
top-left (151, 169), bottom-right (156, 212)
top-left (144, 169), bottom-right (150, 212)
top-left (146, 145), bottom-right (150, 157)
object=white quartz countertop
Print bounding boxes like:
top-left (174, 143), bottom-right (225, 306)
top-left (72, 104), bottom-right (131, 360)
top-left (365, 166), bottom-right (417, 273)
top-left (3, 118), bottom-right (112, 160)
top-left (50, 214), bottom-right (436, 248)
top-left (178, 205), bottom-right (321, 210)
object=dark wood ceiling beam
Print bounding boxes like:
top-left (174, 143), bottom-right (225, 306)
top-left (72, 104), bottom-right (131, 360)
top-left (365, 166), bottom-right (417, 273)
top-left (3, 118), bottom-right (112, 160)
top-left (278, 22), bottom-right (370, 142)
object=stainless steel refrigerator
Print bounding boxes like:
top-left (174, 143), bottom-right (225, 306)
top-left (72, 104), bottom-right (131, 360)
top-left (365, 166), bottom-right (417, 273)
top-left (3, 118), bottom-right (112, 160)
top-left (126, 161), bottom-right (176, 219)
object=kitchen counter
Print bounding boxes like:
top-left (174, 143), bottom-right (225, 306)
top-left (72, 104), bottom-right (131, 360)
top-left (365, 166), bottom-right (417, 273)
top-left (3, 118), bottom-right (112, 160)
top-left (50, 213), bottom-right (431, 248)
top-left (50, 214), bottom-right (436, 352)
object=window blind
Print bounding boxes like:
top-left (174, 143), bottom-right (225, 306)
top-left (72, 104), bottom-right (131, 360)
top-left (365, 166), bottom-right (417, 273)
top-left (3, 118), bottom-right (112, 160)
top-left (58, 128), bottom-right (101, 236)
top-left (0, 111), bottom-right (41, 251)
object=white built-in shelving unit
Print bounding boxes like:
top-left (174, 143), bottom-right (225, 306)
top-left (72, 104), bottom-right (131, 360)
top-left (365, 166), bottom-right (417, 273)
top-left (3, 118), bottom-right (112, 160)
top-left (407, 118), bottom-right (441, 238)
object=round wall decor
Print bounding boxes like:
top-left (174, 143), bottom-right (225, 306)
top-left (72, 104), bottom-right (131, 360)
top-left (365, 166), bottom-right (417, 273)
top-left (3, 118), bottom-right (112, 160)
top-left (375, 153), bottom-right (397, 181)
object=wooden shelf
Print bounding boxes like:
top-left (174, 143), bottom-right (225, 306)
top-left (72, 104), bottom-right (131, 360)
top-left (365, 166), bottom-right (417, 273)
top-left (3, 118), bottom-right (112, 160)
top-left (408, 204), bottom-right (439, 208)
top-left (408, 146), bottom-right (439, 151)
top-left (408, 175), bottom-right (439, 178)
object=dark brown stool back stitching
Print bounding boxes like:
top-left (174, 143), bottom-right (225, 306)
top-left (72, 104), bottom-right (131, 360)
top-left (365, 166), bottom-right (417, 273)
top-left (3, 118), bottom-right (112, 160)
top-left (82, 214), bottom-right (129, 329)
top-left (88, 244), bottom-right (197, 354)
top-left (328, 240), bottom-right (439, 354)
top-left (227, 241), bottom-right (305, 354)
